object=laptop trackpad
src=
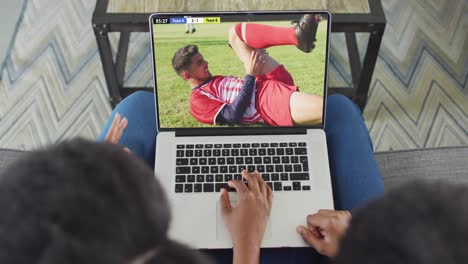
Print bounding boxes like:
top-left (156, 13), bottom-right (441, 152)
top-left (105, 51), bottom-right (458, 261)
top-left (216, 194), bottom-right (272, 241)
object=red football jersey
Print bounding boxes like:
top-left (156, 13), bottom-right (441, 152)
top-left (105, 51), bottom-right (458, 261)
top-left (190, 76), bottom-right (263, 125)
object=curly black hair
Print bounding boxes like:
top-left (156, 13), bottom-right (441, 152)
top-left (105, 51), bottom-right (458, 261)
top-left (0, 139), bottom-right (211, 264)
top-left (335, 180), bottom-right (468, 264)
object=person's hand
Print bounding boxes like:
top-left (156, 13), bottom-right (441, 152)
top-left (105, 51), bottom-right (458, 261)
top-left (104, 112), bottom-right (131, 153)
top-left (296, 210), bottom-right (351, 258)
top-left (220, 170), bottom-right (273, 264)
top-left (244, 49), bottom-right (265, 76)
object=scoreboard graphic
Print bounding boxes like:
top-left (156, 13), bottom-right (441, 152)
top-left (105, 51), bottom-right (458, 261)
top-left (153, 17), bottom-right (221, 24)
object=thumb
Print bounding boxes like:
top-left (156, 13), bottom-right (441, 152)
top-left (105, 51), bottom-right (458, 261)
top-left (219, 189), bottom-right (232, 217)
top-left (297, 225), bottom-right (324, 251)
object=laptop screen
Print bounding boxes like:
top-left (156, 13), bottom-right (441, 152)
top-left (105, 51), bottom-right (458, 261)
top-left (150, 11), bottom-right (330, 130)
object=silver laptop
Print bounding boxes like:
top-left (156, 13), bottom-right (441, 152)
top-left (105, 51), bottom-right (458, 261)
top-left (150, 11), bottom-right (333, 249)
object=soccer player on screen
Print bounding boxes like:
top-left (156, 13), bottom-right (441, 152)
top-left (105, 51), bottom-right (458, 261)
top-left (172, 14), bottom-right (324, 126)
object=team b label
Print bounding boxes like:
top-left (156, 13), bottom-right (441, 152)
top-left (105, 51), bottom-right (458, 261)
top-left (203, 17), bottom-right (220, 23)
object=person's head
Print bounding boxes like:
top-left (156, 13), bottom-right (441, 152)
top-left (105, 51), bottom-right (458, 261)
top-left (334, 180), bottom-right (468, 264)
top-left (0, 139), bottom-right (210, 264)
top-left (172, 45), bottom-right (211, 83)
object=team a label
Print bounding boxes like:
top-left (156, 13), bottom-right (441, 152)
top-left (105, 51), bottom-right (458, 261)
top-left (170, 17), bottom-right (186, 24)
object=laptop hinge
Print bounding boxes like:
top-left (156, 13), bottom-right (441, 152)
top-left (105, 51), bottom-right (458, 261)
top-left (175, 128), bottom-right (308, 137)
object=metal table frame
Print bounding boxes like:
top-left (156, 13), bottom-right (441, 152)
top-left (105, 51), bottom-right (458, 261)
top-left (92, 0), bottom-right (386, 110)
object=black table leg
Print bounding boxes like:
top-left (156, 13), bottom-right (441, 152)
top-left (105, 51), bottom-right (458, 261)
top-left (356, 27), bottom-right (385, 110)
top-left (345, 32), bottom-right (362, 100)
top-left (93, 23), bottom-right (122, 108)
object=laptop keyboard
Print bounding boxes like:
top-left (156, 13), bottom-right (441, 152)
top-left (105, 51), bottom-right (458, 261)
top-left (174, 142), bottom-right (310, 193)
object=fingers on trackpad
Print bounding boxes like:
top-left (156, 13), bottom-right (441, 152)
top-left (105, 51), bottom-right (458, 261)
top-left (216, 195), bottom-right (272, 241)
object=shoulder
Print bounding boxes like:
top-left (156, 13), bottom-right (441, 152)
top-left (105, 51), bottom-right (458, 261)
top-left (208, 75), bottom-right (227, 86)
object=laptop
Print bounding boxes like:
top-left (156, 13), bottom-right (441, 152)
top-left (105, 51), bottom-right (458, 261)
top-left (150, 11), bottom-right (333, 249)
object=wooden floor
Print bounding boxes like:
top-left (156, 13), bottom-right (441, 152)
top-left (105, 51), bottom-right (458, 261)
top-left (108, 0), bottom-right (370, 13)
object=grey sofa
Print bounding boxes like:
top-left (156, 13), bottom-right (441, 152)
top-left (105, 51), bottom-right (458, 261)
top-left (1, 146), bottom-right (467, 189)
top-left (374, 147), bottom-right (468, 190)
